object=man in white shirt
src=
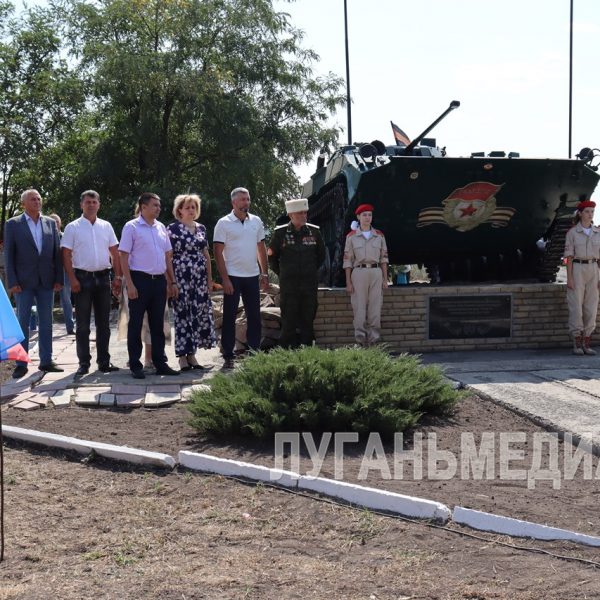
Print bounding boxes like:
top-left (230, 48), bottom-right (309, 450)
top-left (61, 190), bottom-right (122, 376)
top-left (213, 187), bottom-right (269, 368)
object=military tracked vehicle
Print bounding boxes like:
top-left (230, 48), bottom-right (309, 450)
top-left (301, 101), bottom-right (600, 286)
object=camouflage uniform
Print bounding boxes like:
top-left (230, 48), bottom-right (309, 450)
top-left (268, 222), bottom-right (326, 347)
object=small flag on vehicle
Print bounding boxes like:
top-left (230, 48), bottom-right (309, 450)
top-left (391, 121), bottom-right (411, 146)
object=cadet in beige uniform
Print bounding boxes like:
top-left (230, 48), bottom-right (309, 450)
top-left (343, 203), bottom-right (389, 345)
top-left (564, 199), bottom-right (600, 355)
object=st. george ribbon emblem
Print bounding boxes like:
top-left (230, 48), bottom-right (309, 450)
top-left (417, 181), bottom-right (516, 232)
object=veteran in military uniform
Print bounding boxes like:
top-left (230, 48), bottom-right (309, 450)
top-left (343, 203), bottom-right (389, 346)
top-left (268, 198), bottom-right (326, 347)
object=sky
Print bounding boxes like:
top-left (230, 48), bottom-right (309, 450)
top-left (274, 0), bottom-right (600, 196)
top-left (13, 0), bottom-right (600, 198)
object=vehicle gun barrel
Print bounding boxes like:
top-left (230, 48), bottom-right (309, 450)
top-left (405, 100), bottom-right (460, 153)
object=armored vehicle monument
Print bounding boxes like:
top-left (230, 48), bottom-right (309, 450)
top-left (301, 102), bottom-right (600, 286)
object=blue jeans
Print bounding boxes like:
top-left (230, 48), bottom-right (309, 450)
top-left (221, 275), bottom-right (261, 359)
top-left (59, 271), bottom-right (74, 332)
top-left (15, 287), bottom-right (54, 366)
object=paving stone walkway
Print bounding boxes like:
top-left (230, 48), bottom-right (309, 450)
top-left (1, 322), bottom-right (223, 410)
top-left (422, 348), bottom-right (600, 453)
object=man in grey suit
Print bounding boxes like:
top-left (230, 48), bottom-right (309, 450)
top-left (4, 189), bottom-right (64, 378)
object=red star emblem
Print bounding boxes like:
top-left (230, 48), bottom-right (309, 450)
top-left (460, 204), bottom-right (478, 217)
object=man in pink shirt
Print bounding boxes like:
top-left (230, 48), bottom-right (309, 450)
top-left (119, 192), bottom-right (179, 379)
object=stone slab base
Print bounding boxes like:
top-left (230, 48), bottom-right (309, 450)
top-left (314, 283), bottom-right (581, 353)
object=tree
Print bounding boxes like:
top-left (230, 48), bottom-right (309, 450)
top-left (50, 0), bottom-right (345, 226)
top-left (0, 2), bottom-right (85, 236)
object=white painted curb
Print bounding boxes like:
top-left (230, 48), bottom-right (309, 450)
top-left (178, 451), bottom-right (451, 522)
top-left (2, 425), bottom-right (176, 469)
top-left (9, 427), bottom-right (600, 545)
top-left (299, 475), bottom-right (451, 522)
top-left (453, 506), bottom-right (600, 547)
top-left (178, 451), bottom-right (300, 488)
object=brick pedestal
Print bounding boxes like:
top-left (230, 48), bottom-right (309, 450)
top-left (314, 283), bottom-right (578, 353)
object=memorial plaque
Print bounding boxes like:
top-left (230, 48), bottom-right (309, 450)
top-left (429, 294), bottom-right (511, 339)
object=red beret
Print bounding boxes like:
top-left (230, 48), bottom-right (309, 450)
top-left (577, 200), bottom-right (596, 211)
top-left (355, 203), bottom-right (374, 215)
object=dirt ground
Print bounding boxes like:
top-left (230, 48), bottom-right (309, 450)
top-left (5, 392), bottom-right (600, 535)
top-left (2, 365), bottom-right (600, 597)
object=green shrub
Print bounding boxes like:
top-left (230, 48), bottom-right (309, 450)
top-left (188, 346), bottom-right (462, 440)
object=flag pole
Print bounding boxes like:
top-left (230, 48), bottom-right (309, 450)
top-left (568, 0), bottom-right (573, 158)
top-left (344, 0), bottom-right (352, 145)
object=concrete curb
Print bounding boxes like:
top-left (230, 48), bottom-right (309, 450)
top-left (298, 475), bottom-right (451, 521)
top-left (178, 450), bottom-right (451, 522)
top-left (452, 506), bottom-right (600, 547)
top-left (5, 427), bottom-right (600, 546)
top-left (178, 451), bottom-right (300, 488)
top-left (2, 425), bottom-right (176, 469)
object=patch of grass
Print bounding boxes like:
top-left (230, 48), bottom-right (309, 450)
top-left (188, 346), bottom-right (462, 440)
top-left (113, 552), bottom-right (137, 567)
top-left (350, 509), bottom-right (389, 543)
top-left (393, 548), bottom-right (438, 568)
top-left (112, 541), bottom-right (144, 567)
top-left (83, 550), bottom-right (105, 561)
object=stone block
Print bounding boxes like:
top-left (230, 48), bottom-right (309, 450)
top-left (115, 394), bottom-right (144, 407)
top-left (98, 393), bottom-right (115, 407)
top-left (50, 391), bottom-right (72, 408)
top-left (75, 393), bottom-right (99, 407)
top-left (13, 400), bottom-right (42, 411)
top-left (77, 386), bottom-right (111, 395)
top-left (144, 392), bottom-right (180, 407)
top-left (146, 385), bottom-right (180, 394)
top-left (28, 394), bottom-right (51, 407)
top-left (7, 392), bottom-right (36, 406)
top-left (111, 384), bottom-right (147, 395)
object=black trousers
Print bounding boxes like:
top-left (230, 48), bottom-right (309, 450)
top-left (221, 275), bottom-right (261, 359)
top-left (127, 271), bottom-right (168, 371)
top-left (73, 269), bottom-right (112, 367)
top-left (279, 288), bottom-right (318, 348)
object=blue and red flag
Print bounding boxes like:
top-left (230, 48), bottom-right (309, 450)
top-left (0, 284), bottom-right (29, 362)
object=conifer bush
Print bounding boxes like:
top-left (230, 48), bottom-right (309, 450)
top-left (188, 347), bottom-right (462, 440)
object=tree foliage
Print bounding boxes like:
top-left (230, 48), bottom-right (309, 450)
top-left (34, 0), bottom-right (344, 232)
top-left (0, 1), bottom-right (85, 233)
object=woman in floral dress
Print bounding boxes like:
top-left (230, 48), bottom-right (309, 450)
top-left (167, 194), bottom-right (216, 370)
